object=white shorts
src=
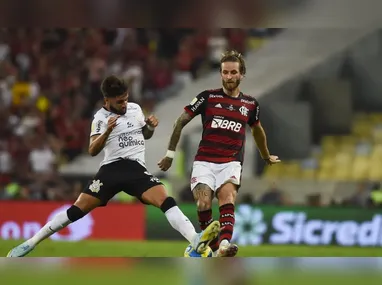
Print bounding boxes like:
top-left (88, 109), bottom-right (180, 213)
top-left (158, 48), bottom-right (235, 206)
top-left (190, 161), bottom-right (242, 192)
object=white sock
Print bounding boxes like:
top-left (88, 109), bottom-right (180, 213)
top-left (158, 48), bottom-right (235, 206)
top-left (220, 239), bottom-right (229, 247)
top-left (213, 239), bottom-right (230, 256)
top-left (164, 206), bottom-right (197, 244)
top-left (29, 211), bottom-right (72, 246)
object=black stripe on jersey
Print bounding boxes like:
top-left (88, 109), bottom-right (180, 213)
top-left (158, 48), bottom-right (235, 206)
top-left (197, 149), bottom-right (236, 158)
top-left (203, 127), bottom-right (246, 140)
top-left (199, 134), bottom-right (244, 148)
top-left (199, 139), bottom-right (242, 151)
top-left (195, 154), bottom-right (237, 163)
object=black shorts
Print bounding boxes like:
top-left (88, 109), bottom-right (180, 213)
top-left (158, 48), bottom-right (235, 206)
top-left (82, 159), bottom-right (163, 206)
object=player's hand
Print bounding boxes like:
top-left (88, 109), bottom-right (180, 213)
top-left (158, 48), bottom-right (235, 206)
top-left (145, 115), bottom-right (158, 129)
top-left (264, 155), bottom-right (281, 165)
top-left (107, 115), bottom-right (120, 132)
top-left (158, 156), bottom-right (173, 171)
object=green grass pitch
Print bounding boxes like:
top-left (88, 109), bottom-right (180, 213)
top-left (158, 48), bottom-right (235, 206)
top-left (1, 240), bottom-right (382, 285)
top-left (1, 239), bottom-right (382, 257)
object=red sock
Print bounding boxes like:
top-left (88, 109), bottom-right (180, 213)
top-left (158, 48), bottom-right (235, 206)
top-left (209, 204), bottom-right (236, 252)
top-left (218, 203), bottom-right (235, 244)
top-left (197, 209), bottom-right (213, 230)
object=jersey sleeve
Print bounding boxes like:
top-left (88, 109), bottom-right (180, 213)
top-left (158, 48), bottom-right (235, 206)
top-left (184, 91), bottom-right (209, 117)
top-left (248, 99), bottom-right (260, 127)
top-left (137, 106), bottom-right (146, 128)
top-left (90, 117), bottom-right (107, 137)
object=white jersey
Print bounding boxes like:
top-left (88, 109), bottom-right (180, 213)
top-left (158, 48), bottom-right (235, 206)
top-left (90, 103), bottom-right (147, 167)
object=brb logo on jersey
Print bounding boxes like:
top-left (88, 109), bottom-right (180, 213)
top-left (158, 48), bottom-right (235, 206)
top-left (211, 118), bottom-right (242, 132)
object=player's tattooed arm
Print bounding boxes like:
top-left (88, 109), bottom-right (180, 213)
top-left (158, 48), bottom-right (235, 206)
top-left (168, 111), bottom-right (193, 151)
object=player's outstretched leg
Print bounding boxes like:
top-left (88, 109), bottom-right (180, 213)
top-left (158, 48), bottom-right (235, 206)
top-left (141, 185), bottom-right (220, 254)
top-left (192, 183), bottom-right (221, 252)
top-left (215, 204), bottom-right (238, 257)
top-left (215, 183), bottom-right (239, 257)
top-left (7, 194), bottom-right (100, 257)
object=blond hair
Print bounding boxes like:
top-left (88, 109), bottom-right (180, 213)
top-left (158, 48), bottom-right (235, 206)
top-left (220, 50), bottom-right (246, 75)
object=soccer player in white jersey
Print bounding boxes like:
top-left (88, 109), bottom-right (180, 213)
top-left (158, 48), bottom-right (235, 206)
top-left (7, 75), bottom-right (220, 257)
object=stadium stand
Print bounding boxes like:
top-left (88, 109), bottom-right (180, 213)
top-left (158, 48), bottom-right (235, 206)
top-left (263, 112), bottom-right (382, 182)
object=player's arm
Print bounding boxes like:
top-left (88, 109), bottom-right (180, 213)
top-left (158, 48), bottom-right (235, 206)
top-left (167, 91), bottom-right (207, 153)
top-left (158, 91), bottom-right (207, 171)
top-left (168, 111), bottom-right (193, 151)
top-left (157, 111), bottom-right (193, 171)
top-left (142, 115), bottom-right (158, 140)
top-left (88, 116), bottom-right (119, 156)
top-left (251, 122), bottom-right (271, 160)
top-left (142, 125), bottom-right (154, 139)
top-left (88, 133), bottom-right (110, 157)
top-left (251, 122), bottom-right (280, 164)
top-left (248, 101), bottom-right (280, 165)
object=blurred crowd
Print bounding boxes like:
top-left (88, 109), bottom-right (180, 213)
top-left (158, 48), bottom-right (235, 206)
top-left (0, 28), bottom-right (281, 202)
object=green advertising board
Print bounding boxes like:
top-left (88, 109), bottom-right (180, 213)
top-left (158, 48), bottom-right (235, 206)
top-left (146, 204), bottom-right (382, 247)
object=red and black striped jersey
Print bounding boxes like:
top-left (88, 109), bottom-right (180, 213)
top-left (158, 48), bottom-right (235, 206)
top-left (184, 88), bottom-right (260, 164)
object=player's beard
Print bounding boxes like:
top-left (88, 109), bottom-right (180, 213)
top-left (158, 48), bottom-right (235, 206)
top-left (222, 79), bottom-right (241, 91)
top-left (110, 105), bottom-right (126, 115)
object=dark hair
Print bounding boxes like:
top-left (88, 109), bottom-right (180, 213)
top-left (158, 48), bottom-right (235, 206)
top-left (101, 75), bottom-right (128, 98)
top-left (220, 50), bottom-right (246, 75)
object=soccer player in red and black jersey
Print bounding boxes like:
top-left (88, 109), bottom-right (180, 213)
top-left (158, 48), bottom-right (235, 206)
top-left (158, 50), bottom-right (280, 257)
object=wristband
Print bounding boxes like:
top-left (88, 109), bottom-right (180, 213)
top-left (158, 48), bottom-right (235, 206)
top-left (166, 150), bottom-right (175, 159)
top-left (146, 125), bottom-right (155, 131)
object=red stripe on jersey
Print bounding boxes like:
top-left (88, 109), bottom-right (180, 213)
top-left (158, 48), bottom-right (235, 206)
top-left (202, 134), bottom-right (243, 147)
top-left (195, 155), bottom-right (237, 163)
top-left (198, 146), bottom-right (238, 157)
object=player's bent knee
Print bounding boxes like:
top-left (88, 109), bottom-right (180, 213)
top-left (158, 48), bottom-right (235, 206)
top-left (142, 185), bottom-right (168, 207)
top-left (67, 205), bottom-right (86, 222)
top-left (74, 193), bottom-right (101, 212)
top-left (217, 186), bottom-right (237, 205)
